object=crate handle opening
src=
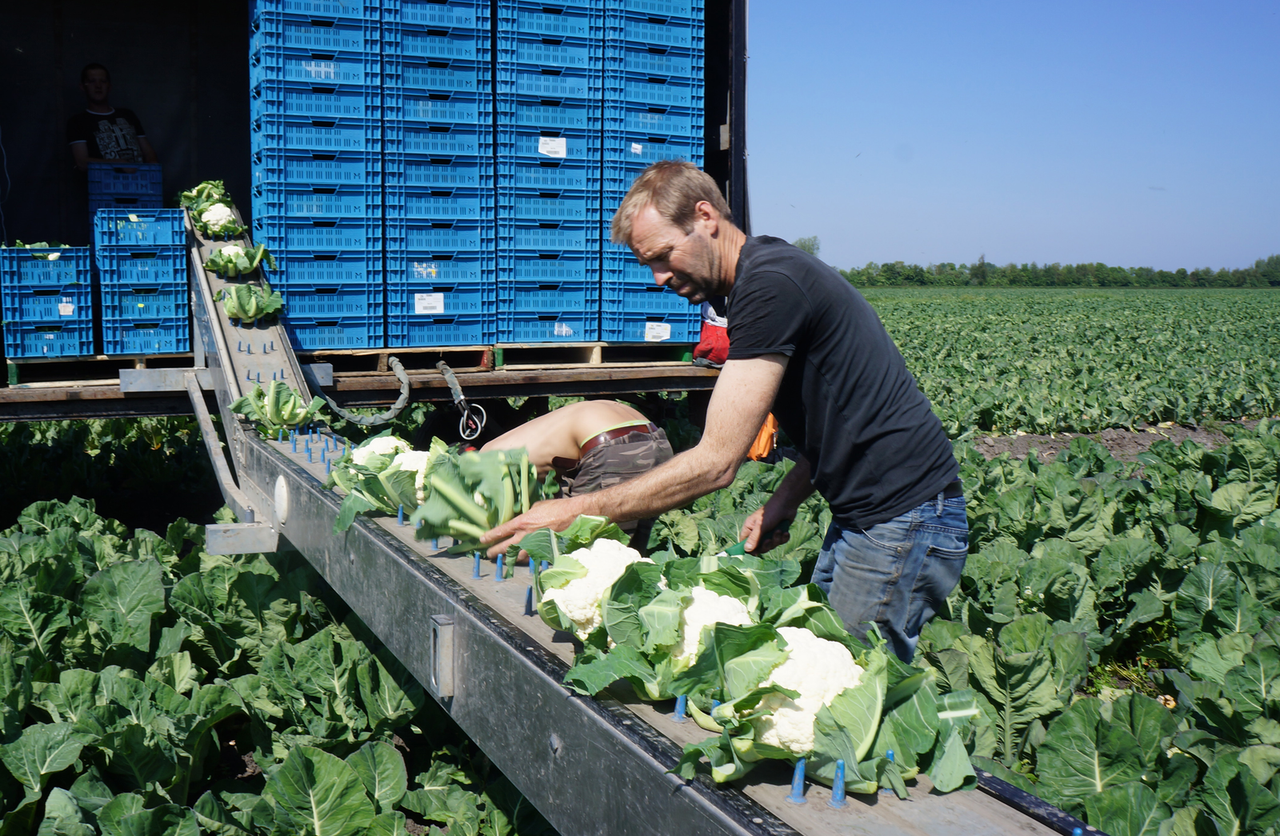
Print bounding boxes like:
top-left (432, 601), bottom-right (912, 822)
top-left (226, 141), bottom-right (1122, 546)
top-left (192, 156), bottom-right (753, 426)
top-left (309, 52), bottom-right (337, 61)
top-left (312, 186), bottom-right (337, 195)
top-left (425, 29), bottom-right (448, 37)
top-left (429, 125), bottom-right (452, 133)
top-left (311, 85), bottom-right (337, 95)
top-left (541, 37), bottom-right (563, 46)
top-left (35, 325), bottom-right (64, 334)
top-left (541, 68), bottom-right (562, 76)
top-left (311, 119), bottom-right (337, 129)
top-left (313, 254), bottom-right (338, 262)
top-left (129, 251), bottom-right (159, 260)
top-left (537, 253), bottom-right (560, 260)
top-left (430, 190), bottom-right (454, 197)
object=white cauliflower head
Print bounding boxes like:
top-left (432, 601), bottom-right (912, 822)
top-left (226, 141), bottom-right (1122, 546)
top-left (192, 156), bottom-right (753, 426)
top-left (352, 434), bottom-right (411, 466)
top-left (219, 243), bottom-right (246, 259)
top-left (390, 449), bottom-right (433, 503)
top-left (541, 539), bottom-right (652, 640)
top-left (201, 203), bottom-right (235, 230)
top-left (664, 585), bottom-right (753, 668)
top-left (753, 626), bottom-right (864, 756)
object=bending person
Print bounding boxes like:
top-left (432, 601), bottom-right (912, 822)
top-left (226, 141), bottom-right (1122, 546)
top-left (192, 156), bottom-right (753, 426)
top-left (480, 400), bottom-right (673, 548)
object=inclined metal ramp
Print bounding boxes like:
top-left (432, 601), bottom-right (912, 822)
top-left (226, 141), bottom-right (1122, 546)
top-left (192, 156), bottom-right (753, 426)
top-left (153, 215), bottom-right (1090, 836)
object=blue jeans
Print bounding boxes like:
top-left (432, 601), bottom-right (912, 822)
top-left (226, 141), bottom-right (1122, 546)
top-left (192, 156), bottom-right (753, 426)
top-left (811, 488), bottom-right (969, 663)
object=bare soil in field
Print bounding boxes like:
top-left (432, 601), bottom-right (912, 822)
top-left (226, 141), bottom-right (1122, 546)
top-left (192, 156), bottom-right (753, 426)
top-left (972, 421), bottom-right (1265, 464)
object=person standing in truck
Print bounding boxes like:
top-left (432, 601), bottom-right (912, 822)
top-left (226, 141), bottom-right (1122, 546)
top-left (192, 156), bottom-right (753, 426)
top-left (67, 63), bottom-right (158, 172)
top-left (482, 160), bottom-right (967, 662)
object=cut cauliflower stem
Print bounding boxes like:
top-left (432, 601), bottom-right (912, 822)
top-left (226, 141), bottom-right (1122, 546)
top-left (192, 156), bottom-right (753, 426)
top-left (754, 627), bottom-right (864, 756)
top-left (390, 449), bottom-right (433, 504)
top-left (352, 435), bottom-right (411, 466)
top-left (664, 586), bottom-right (753, 668)
top-left (542, 539), bottom-right (653, 640)
top-left (200, 203), bottom-right (235, 231)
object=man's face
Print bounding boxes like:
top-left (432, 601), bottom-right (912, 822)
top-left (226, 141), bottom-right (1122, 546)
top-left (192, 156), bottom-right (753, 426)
top-left (628, 203), bottom-right (722, 305)
top-left (81, 70), bottom-right (110, 105)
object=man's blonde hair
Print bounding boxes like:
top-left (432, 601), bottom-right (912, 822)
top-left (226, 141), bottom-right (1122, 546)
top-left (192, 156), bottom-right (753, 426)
top-left (611, 160), bottom-right (733, 247)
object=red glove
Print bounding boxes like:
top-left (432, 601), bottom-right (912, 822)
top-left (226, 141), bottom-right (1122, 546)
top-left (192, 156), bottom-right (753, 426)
top-left (693, 322), bottom-right (729, 366)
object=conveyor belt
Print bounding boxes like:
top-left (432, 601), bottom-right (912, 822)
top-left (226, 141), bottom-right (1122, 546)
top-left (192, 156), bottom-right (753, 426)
top-left (173, 213), bottom-right (1089, 836)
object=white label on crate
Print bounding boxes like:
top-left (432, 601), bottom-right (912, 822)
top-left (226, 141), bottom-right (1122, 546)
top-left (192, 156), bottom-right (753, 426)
top-left (414, 293), bottom-right (446, 315)
top-left (554, 322), bottom-right (576, 337)
top-left (539, 137), bottom-right (568, 158)
top-left (644, 322), bottom-right (672, 342)
top-left (631, 142), bottom-right (644, 155)
top-left (58, 303), bottom-right (74, 317)
top-left (412, 261), bottom-right (439, 280)
top-left (128, 214), bottom-right (139, 222)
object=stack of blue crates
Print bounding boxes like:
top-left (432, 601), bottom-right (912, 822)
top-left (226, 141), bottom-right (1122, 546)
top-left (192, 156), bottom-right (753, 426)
top-left (250, 0), bottom-right (386, 350)
top-left (87, 163), bottom-right (163, 215)
top-left (495, 0), bottom-right (604, 343)
top-left (384, 0), bottom-right (495, 347)
top-left (0, 248), bottom-right (95, 358)
top-left (93, 209), bottom-right (189, 355)
top-left (600, 0), bottom-right (703, 343)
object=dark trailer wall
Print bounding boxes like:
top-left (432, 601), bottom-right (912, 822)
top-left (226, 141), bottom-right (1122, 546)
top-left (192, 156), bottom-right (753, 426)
top-left (0, 1), bottom-right (745, 251)
top-left (0, 2), bottom-right (252, 248)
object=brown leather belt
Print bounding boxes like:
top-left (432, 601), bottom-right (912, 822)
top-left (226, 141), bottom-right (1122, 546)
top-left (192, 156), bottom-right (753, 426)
top-left (578, 422), bottom-right (658, 456)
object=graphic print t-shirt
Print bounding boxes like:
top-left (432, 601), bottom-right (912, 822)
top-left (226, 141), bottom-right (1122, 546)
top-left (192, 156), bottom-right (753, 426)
top-left (66, 108), bottom-right (147, 162)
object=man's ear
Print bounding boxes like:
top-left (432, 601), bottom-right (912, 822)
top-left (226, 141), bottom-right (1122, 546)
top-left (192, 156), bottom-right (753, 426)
top-left (694, 200), bottom-right (720, 234)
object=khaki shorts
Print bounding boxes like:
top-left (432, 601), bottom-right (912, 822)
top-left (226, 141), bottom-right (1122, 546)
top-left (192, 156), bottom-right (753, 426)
top-left (558, 428), bottom-right (674, 543)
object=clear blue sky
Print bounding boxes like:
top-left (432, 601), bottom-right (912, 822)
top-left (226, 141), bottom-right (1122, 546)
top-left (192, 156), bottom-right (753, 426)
top-left (745, 1), bottom-right (1280, 273)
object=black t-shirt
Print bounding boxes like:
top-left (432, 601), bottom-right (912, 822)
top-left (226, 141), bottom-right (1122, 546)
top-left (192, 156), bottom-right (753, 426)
top-left (726, 236), bottom-right (958, 529)
top-left (66, 108), bottom-right (147, 162)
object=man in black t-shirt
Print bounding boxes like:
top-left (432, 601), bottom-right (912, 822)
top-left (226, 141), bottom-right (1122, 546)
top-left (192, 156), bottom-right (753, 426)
top-left (66, 63), bottom-right (158, 172)
top-left (484, 161), bottom-right (967, 661)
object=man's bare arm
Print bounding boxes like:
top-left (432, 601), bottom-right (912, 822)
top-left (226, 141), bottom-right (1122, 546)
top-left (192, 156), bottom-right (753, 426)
top-left (480, 355), bottom-right (788, 556)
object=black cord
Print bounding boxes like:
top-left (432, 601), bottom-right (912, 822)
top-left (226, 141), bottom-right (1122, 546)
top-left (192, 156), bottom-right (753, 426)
top-left (319, 355), bottom-right (412, 426)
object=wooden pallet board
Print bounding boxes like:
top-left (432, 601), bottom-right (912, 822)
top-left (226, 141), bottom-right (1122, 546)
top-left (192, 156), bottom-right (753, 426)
top-left (296, 345), bottom-right (494, 376)
top-left (495, 342), bottom-right (694, 369)
top-left (5, 354), bottom-right (195, 388)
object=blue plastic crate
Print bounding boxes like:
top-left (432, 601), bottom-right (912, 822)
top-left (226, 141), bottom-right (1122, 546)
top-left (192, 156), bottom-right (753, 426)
top-left (251, 78), bottom-right (380, 121)
top-left (252, 149), bottom-right (382, 187)
top-left (601, 309), bottom-right (698, 343)
top-left (602, 273), bottom-right (691, 315)
top-left (608, 11), bottom-right (701, 49)
top-left (249, 0), bottom-right (379, 21)
top-left (389, 0), bottom-right (487, 30)
top-left (251, 113), bottom-right (381, 153)
top-left (102, 317), bottom-right (190, 355)
top-left (395, 58), bottom-right (486, 95)
top-left (283, 314), bottom-right (383, 349)
top-left (497, 311), bottom-right (597, 343)
top-left (254, 215), bottom-right (383, 251)
top-left (275, 281), bottom-right (384, 317)
top-left (250, 12), bottom-right (380, 53)
top-left (503, 221), bottom-right (591, 251)
top-left (250, 42), bottom-right (381, 87)
top-left (390, 220), bottom-right (489, 251)
top-left (607, 73), bottom-right (700, 109)
top-left (613, 0), bottom-right (697, 17)
top-left (501, 98), bottom-right (600, 130)
top-left (498, 278), bottom-right (598, 312)
top-left (604, 132), bottom-right (701, 165)
top-left (87, 163), bottom-right (163, 197)
top-left (252, 182), bottom-right (382, 217)
top-left (393, 25), bottom-right (486, 62)
top-left (89, 195), bottom-right (164, 214)
top-left (391, 153), bottom-right (492, 189)
top-left (1, 247), bottom-right (91, 287)
top-left (100, 284), bottom-right (189, 320)
top-left (496, 251), bottom-right (592, 283)
top-left (387, 313), bottom-right (492, 347)
top-left (385, 123), bottom-right (489, 158)
top-left (505, 2), bottom-right (599, 40)
top-left (387, 278), bottom-right (492, 317)
top-left (498, 36), bottom-right (598, 71)
top-left (3, 319), bottom-right (94, 358)
top-left (613, 104), bottom-right (703, 138)
top-left (391, 186), bottom-right (492, 220)
top-left (392, 91), bottom-right (484, 125)
top-left (502, 192), bottom-right (594, 223)
top-left (96, 247), bottom-right (186, 286)
top-left (2, 282), bottom-right (92, 322)
top-left (274, 250), bottom-right (383, 284)
top-left (618, 45), bottom-right (697, 79)
top-left (498, 157), bottom-right (598, 192)
top-left (387, 251), bottom-right (489, 284)
top-left (93, 209), bottom-right (185, 247)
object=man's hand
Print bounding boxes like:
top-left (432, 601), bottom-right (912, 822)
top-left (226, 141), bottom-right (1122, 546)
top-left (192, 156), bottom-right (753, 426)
top-left (480, 497), bottom-right (582, 559)
top-left (740, 502), bottom-right (796, 554)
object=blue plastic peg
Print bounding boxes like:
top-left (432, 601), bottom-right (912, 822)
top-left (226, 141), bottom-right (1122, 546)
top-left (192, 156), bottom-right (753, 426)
top-left (326, 460), bottom-right (331, 475)
top-left (530, 556), bottom-right (536, 576)
top-left (473, 552), bottom-right (482, 579)
top-left (1072, 830), bottom-right (1082, 836)
top-left (431, 538), bottom-right (439, 549)
top-left (278, 428), bottom-right (284, 442)
top-left (291, 434), bottom-right (297, 453)
top-left (270, 340), bottom-right (275, 350)
top-left (246, 343), bottom-right (252, 355)
top-left (674, 695), bottom-right (688, 722)
top-left (397, 505), bottom-right (405, 526)
top-left (829, 761), bottom-right (847, 808)
top-left (541, 560), bottom-right (550, 573)
top-left (307, 448), bottom-right (313, 463)
top-left (496, 555), bottom-right (505, 581)
top-left (787, 759), bottom-right (807, 804)
top-left (524, 586), bottom-right (534, 616)
top-left (263, 342), bottom-right (269, 353)
top-left (886, 749), bottom-right (895, 763)
top-left (246, 369), bottom-right (253, 380)
top-left (712, 699), bottom-right (721, 710)
top-left (320, 447), bottom-right (326, 462)
top-left (256, 372), bottom-right (261, 383)
top-left (237, 340), bottom-right (242, 352)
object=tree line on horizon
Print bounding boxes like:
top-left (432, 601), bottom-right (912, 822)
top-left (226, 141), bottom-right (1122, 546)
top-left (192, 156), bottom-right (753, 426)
top-left (790, 238), bottom-right (1280, 288)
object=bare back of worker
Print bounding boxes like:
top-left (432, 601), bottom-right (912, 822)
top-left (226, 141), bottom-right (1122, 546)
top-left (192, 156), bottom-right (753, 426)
top-left (480, 400), bottom-right (651, 476)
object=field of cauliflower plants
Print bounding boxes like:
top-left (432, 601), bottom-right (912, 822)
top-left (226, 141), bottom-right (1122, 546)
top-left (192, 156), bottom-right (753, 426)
top-left (2, 287), bottom-right (1279, 836)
